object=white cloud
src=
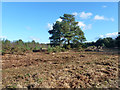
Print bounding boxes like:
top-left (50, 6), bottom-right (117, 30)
top-left (104, 17), bottom-right (115, 22)
top-left (94, 15), bottom-right (105, 20)
top-left (72, 12), bottom-right (78, 16)
top-left (77, 22), bottom-right (92, 30)
top-left (47, 21), bottom-right (92, 31)
top-left (86, 24), bottom-right (92, 30)
top-left (94, 15), bottom-right (114, 22)
top-left (0, 36), bottom-right (7, 39)
top-left (102, 5), bottom-right (107, 8)
top-left (80, 12), bottom-right (93, 19)
top-left (99, 35), bottom-right (104, 38)
top-left (110, 18), bottom-right (114, 22)
top-left (47, 23), bottom-right (53, 30)
top-left (105, 32), bottom-right (118, 38)
top-left (99, 32), bottom-right (118, 39)
top-left (71, 12), bottom-right (93, 19)
top-left (47, 18), bottom-right (62, 30)
top-left (85, 41), bottom-right (94, 43)
top-left (78, 22), bottom-right (86, 28)
top-left (30, 36), bottom-right (40, 41)
top-left (56, 18), bottom-right (62, 22)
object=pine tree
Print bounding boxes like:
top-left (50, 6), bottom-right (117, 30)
top-left (48, 21), bottom-right (62, 46)
top-left (60, 14), bottom-right (86, 46)
top-left (48, 14), bottom-right (86, 48)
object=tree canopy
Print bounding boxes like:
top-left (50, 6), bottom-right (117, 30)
top-left (48, 14), bottom-right (86, 48)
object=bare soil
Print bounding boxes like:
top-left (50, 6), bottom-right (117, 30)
top-left (2, 51), bottom-right (119, 88)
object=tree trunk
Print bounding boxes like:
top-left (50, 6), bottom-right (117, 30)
top-left (68, 40), bottom-right (70, 45)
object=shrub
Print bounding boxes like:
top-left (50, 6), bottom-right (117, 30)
top-left (26, 47), bottom-right (31, 51)
top-left (1, 50), bottom-right (5, 55)
top-left (47, 46), bottom-right (66, 53)
top-left (47, 46), bottom-right (53, 53)
top-left (66, 45), bottom-right (71, 50)
top-left (61, 48), bottom-right (66, 52)
top-left (34, 47), bottom-right (41, 50)
top-left (78, 47), bottom-right (84, 52)
top-left (54, 46), bottom-right (61, 52)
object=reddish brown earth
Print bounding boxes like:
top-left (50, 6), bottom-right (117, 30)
top-left (2, 51), bottom-right (119, 88)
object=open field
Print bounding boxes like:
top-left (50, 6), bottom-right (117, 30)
top-left (2, 50), bottom-right (119, 88)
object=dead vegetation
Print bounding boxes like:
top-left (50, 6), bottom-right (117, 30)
top-left (2, 51), bottom-right (119, 88)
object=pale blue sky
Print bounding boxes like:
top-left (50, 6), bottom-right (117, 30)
top-left (2, 2), bottom-right (118, 43)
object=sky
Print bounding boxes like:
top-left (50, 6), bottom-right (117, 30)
top-left (1, 2), bottom-right (118, 43)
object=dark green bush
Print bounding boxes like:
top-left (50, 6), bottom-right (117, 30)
top-left (77, 47), bottom-right (84, 52)
top-left (54, 46), bottom-right (61, 52)
top-left (66, 45), bottom-right (71, 50)
top-left (47, 46), bottom-right (53, 53)
top-left (61, 48), bottom-right (66, 52)
top-left (47, 45), bottom-right (67, 53)
top-left (1, 50), bottom-right (5, 55)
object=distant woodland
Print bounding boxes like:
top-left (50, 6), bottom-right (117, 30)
top-left (1, 14), bottom-right (120, 55)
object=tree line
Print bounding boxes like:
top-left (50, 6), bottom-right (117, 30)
top-left (0, 34), bottom-right (119, 55)
top-left (48, 14), bottom-right (119, 49)
top-left (85, 36), bottom-right (120, 48)
top-left (1, 39), bottom-right (49, 54)
top-left (1, 14), bottom-right (119, 54)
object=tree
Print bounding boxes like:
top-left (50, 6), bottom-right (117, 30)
top-left (95, 38), bottom-right (103, 47)
top-left (115, 33), bottom-right (120, 48)
top-left (95, 37), bottom-right (116, 48)
top-left (60, 14), bottom-right (86, 45)
top-left (48, 21), bottom-right (61, 46)
top-left (48, 14), bottom-right (86, 48)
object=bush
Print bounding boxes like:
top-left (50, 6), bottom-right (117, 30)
top-left (47, 46), bottom-right (53, 53)
top-left (26, 47), bottom-right (31, 51)
top-left (66, 45), bottom-right (71, 50)
top-left (1, 50), bottom-right (5, 55)
top-left (61, 48), bottom-right (66, 52)
top-left (78, 47), bottom-right (84, 52)
top-left (47, 46), bottom-right (67, 53)
top-left (34, 47), bottom-right (41, 50)
top-left (54, 46), bottom-right (61, 52)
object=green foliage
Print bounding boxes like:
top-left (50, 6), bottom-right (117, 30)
top-left (101, 43), bottom-right (105, 47)
top-left (47, 45), bottom-right (67, 53)
top-left (53, 46), bottom-right (61, 52)
top-left (66, 45), bottom-right (71, 50)
top-left (115, 35), bottom-right (120, 48)
top-left (2, 39), bottom-right (43, 55)
top-left (77, 47), bottom-right (84, 52)
top-left (34, 46), bottom-right (41, 50)
top-left (95, 37), bottom-right (115, 48)
top-left (1, 50), bottom-right (5, 55)
top-left (61, 48), bottom-right (66, 52)
top-left (47, 45), bottom-right (53, 53)
top-left (85, 35), bottom-right (119, 48)
top-left (48, 14), bottom-right (86, 48)
top-left (48, 46), bottom-right (61, 53)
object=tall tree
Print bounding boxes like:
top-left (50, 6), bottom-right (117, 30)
top-left (48, 21), bottom-right (61, 46)
top-left (48, 14), bottom-right (86, 48)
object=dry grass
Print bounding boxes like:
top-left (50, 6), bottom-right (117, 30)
top-left (2, 51), bottom-right (119, 88)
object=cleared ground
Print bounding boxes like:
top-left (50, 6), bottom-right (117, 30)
top-left (2, 50), bottom-right (119, 88)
